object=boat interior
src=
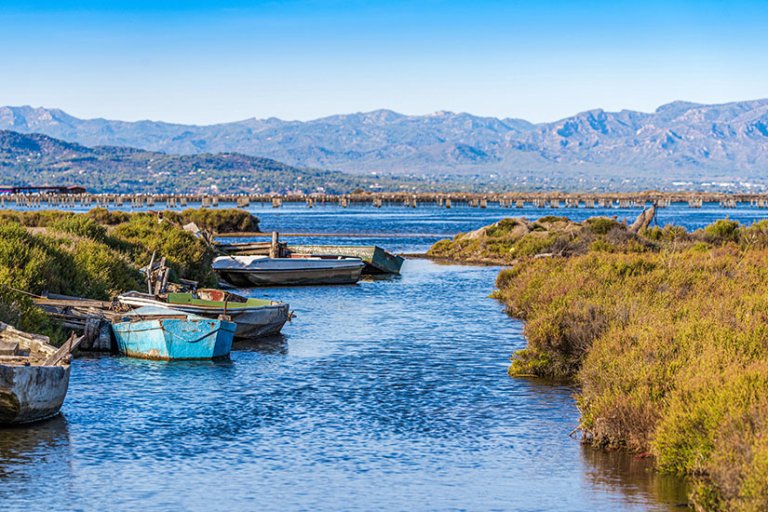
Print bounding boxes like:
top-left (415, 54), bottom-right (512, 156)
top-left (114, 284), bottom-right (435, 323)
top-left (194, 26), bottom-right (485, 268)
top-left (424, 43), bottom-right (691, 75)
top-left (0, 323), bottom-right (56, 366)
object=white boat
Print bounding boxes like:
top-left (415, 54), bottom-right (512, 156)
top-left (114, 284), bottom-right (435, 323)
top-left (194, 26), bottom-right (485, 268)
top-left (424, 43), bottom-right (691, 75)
top-left (0, 323), bottom-right (82, 425)
top-left (118, 289), bottom-right (290, 339)
top-left (213, 255), bottom-right (365, 286)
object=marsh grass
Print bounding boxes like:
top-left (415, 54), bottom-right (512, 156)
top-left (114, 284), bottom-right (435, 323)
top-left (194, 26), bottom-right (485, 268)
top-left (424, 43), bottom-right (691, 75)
top-left (430, 216), bottom-right (768, 510)
top-left (0, 207), bottom-right (259, 233)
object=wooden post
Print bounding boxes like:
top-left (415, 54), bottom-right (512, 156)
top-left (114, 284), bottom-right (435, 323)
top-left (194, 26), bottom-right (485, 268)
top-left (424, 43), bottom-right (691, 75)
top-left (153, 257), bottom-right (167, 296)
top-left (146, 251), bottom-right (156, 294)
top-left (269, 232), bottom-right (280, 259)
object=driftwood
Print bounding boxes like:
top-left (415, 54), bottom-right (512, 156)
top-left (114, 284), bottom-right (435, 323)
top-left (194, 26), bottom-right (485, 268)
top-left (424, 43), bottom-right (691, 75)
top-left (629, 204), bottom-right (656, 233)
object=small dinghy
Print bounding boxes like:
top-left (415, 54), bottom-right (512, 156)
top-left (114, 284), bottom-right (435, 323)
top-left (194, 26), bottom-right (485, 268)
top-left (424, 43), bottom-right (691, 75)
top-left (117, 289), bottom-right (290, 339)
top-left (0, 323), bottom-right (83, 425)
top-left (213, 255), bottom-right (365, 287)
top-left (112, 306), bottom-right (236, 360)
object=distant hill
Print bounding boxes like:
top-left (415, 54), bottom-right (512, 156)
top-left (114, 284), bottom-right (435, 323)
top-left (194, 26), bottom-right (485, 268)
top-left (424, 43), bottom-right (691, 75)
top-left (0, 130), bottom-right (417, 194)
top-left (2, 100), bottom-right (768, 183)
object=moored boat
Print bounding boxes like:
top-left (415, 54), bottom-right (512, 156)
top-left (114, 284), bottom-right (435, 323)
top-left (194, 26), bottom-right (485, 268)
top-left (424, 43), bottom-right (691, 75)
top-left (213, 255), bottom-right (365, 287)
top-left (117, 289), bottom-right (290, 339)
top-left (215, 241), bottom-right (404, 275)
top-left (0, 323), bottom-right (81, 425)
top-left (112, 307), bottom-right (236, 360)
top-left (287, 245), bottom-right (405, 275)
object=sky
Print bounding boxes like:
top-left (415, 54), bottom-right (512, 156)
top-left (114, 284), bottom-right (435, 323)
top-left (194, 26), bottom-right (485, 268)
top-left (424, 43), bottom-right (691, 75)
top-left (1, 0), bottom-right (767, 124)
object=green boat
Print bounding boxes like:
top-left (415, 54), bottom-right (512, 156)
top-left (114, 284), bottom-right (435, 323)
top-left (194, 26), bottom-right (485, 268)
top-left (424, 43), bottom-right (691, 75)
top-left (118, 289), bottom-right (290, 339)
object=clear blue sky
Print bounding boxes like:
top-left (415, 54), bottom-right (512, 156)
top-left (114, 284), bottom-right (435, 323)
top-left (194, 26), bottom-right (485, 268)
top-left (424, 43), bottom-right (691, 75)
top-left (1, 0), bottom-right (767, 124)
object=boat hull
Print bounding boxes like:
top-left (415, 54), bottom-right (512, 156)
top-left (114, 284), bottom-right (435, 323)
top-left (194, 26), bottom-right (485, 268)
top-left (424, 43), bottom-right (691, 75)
top-left (216, 265), bottom-right (364, 286)
top-left (0, 364), bottom-right (71, 425)
top-left (288, 245), bottom-right (404, 275)
top-left (112, 318), bottom-right (235, 360)
top-left (118, 295), bottom-right (290, 339)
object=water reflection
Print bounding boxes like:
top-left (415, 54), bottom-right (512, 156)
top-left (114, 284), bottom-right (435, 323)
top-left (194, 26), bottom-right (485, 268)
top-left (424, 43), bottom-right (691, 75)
top-left (0, 415), bottom-right (70, 478)
top-left (582, 446), bottom-right (690, 510)
top-left (233, 333), bottom-right (289, 355)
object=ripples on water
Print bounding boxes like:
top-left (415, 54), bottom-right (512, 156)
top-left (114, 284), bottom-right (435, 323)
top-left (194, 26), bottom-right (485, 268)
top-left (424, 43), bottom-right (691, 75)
top-left (1, 203), bottom-right (745, 511)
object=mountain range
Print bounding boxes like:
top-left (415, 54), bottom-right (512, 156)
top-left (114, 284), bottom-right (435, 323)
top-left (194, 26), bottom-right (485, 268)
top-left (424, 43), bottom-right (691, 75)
top-left (1, 100), bottom-right (768, 183)
top-left (0, 130), bottom-right (418, 194)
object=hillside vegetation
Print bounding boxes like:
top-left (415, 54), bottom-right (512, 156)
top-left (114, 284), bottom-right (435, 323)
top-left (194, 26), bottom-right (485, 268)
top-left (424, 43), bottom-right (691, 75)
top-left (430, 216), bottom-right (768, 511)
top-left (0, 130), bottom-right (425, 194)
top-left (0, 208), bottom-right (250, 341)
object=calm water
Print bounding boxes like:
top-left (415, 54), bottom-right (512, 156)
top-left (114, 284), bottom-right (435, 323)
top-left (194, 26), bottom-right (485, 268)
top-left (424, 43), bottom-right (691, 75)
top-left (3, 202), bottom-right (761, 511)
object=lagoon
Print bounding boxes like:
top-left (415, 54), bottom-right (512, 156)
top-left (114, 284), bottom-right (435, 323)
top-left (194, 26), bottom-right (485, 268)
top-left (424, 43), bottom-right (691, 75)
top-left (3, 203), bottom-right (761, 511)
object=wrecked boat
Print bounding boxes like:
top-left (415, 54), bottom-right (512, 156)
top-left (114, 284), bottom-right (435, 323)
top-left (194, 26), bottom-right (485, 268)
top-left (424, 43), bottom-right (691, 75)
top-left (117, 289), bottom-right (290, 339)
top-left (212, 255), bottom-right (365, 286)
top-left (112, 306), bottom-right (236, 360)
top-left (0, 323), bottom-right (83, 425)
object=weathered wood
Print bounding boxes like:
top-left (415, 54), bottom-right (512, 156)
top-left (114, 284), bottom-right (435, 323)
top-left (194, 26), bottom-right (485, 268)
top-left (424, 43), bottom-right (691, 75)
top-left (43, 334), bottom-right (85, 366)
top-left (34, 298), bottom-right (115, 309)
top-left (629, 205), bottom-right (657, 233)
top-left (269, 232), bottom-right (280, 259)
top-left (0, 342), bottom-right (19, 356)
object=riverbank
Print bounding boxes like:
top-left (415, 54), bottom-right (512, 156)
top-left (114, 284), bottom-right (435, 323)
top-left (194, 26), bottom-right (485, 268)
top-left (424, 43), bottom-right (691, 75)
top-left (0, 208), bottom-right (258, 342)
top-left (429, 215), bottom-right (768, 511)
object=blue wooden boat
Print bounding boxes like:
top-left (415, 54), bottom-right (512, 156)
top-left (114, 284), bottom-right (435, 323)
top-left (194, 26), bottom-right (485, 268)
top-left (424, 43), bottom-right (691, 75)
top-left (112, 307), bottom-right (236, 360)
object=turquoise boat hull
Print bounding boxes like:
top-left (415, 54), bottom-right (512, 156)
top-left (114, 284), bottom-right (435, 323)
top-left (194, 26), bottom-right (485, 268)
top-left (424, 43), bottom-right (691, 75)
top-left (112, 316), bottom-right (236, 361)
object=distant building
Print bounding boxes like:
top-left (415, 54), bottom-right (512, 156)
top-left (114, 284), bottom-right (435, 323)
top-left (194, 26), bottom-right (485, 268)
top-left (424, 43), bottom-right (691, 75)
top-left (0, 185), bottom-right (86, 194)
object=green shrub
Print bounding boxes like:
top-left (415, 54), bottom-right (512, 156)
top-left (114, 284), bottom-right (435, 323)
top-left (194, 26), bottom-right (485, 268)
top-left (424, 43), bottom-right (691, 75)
top-left (585, 217), bottom-right (622, 235)
top-left (703, 219), bottom-right (741, 244)
top-left (537, 215), bottom-right (570, 224)
top-left (86, 207), bottom-right (131, 225)
top-left (176, 208), bottom-right (260, 233)
top-left (51, 216), bottom-right (108, 242)
top-left (512, 233), bottom-right (558, 257)
top-left (646, 224), bottom-right (689, 243)
top-left (111, 216), bottom-right (217, 286)
top-left (486, 218), bottom-right (521, 237)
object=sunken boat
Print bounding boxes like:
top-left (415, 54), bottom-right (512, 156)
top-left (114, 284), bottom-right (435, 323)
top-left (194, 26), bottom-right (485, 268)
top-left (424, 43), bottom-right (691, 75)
top-left (0, 323), bottom-right (82, 425)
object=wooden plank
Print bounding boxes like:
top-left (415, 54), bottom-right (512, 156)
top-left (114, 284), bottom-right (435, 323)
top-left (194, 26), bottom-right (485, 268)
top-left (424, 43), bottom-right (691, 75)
top-left (0, 341), bottom-right (19, 356)
top-left (127, 314), bottom-right (189, 321)
top-left (43, 334), bottom-right (86, 366)
top-left (34, 298), bottom-right (115, 309)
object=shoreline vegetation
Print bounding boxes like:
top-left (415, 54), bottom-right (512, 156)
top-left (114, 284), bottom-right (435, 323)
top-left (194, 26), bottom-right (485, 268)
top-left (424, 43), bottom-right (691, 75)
top-left (0, 208), bottom-right (258, 342)
top-left (429, 214), bottom-right (768, 511)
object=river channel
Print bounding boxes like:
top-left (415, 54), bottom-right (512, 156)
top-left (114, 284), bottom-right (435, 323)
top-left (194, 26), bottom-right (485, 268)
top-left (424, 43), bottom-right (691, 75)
top-left (5, 202), bottom-right (765, 511)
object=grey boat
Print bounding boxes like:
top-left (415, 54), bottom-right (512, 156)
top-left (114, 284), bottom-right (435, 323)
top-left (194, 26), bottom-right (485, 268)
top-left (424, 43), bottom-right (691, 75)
top-left (213, 255), bottom-right (365, 287)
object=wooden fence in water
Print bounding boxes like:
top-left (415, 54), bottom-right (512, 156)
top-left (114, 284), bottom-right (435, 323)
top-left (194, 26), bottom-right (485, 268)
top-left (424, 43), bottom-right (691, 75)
top-left (2, 191), bottom-right (768, 210)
